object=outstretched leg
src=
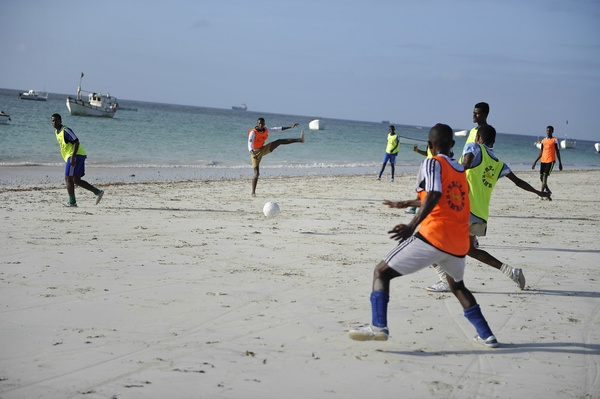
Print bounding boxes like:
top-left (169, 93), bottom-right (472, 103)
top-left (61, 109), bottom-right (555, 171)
top-left (269, 131), bottom-right (304, 152)
top-left (467, 235), bottom-right (525, 289)
top-left (446, 275), bottom-right (498, 347)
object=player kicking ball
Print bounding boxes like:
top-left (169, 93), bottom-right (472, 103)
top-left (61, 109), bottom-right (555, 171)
top-left (348, 123), bottom-right (499, 348)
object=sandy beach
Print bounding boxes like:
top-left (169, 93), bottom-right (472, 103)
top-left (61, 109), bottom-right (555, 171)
top-left (1, 168), bottom-right (599, 398)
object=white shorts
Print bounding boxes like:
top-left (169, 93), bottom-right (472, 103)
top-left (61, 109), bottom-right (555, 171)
top-left (383, 236), bottom-right (466, 282)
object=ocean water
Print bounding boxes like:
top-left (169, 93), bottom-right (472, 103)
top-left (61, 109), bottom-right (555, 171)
top-left (1, 88), bottom-right (599, 181)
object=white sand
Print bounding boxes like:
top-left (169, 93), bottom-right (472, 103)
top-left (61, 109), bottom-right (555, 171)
top-left (1, 169), bottom-right (599, 398)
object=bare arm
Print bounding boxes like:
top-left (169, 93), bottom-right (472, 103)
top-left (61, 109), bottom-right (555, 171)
top-left (555, 143), bottom-right (563, 170)
top-left (505, 172), bottom-right (551, 200)
top-left (532, 144), bottom-right (543, 169)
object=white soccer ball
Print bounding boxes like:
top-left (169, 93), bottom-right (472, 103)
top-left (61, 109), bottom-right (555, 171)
top-left (263, 202), bottom-right (280, 219)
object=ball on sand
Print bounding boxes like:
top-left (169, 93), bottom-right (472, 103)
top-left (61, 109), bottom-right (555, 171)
top-left (263, 202), bottom-right (280, 219)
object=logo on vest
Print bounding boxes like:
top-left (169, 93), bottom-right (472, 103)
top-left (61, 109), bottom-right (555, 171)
top-left (481, 165), bottom-right (496, 188)
top-left (445, 181), bottom-right (467, 211)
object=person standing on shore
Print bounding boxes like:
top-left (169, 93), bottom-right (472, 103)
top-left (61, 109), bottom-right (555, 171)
top-left (463, 102), bottom-right (490, 146)
top-left (348, 123), bottom-right (499, 348)
top-left (377, 125), bottom-right (400, 182)
top-left (51, 113), bottom-right (104, 207)
top-left (532, 125), bottom-right (563, 197)
top-left (248, 117), bottom-right (304, 197)
top-left (424, 125), bottom-right (551, 292)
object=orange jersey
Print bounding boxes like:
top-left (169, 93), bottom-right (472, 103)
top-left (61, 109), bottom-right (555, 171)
top-left (541, 137), bottom-right (558, 163)
top-left (416, 155), bottom-right (470, 256)
top-left (248, 127), bottom-right (269, 150)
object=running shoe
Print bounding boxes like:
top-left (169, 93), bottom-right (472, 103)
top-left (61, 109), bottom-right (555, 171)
top-left (425, 280), bottom-right (450, 292)
top-left (474, 334), bottom-right (499, 348)
top-left (511, 268), bottom-right (526, 290)
top-left (405, 207), bottom-right (416, 214)
top-left (64, 202), bottom-right (78, 207)
top-left (348, 325), bottom-right (389, 341)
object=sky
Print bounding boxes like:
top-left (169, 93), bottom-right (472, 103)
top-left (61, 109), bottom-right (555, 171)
top-left (2, 0), bottom-right (599, 140)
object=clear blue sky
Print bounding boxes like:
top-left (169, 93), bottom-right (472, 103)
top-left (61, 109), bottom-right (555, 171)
top-left (2, 0), bottom-right (599, 140)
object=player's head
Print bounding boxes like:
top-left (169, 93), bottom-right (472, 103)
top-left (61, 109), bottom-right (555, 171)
top-left (257, 117), bottom-right (265, 127)
top-left (546, 125), bottom-right (554, 136)
top-left (476, 125), bottom-right (497, 146)
top-left (428, 123), bottom-right (454, 156)
top-left (473, 102), bottom-right (489, 124)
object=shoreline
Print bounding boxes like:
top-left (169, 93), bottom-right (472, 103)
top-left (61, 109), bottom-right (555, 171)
top-left (1, 164), bottom-right (599, 190)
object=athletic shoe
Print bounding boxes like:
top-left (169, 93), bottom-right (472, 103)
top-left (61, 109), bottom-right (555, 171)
top-left (474, 334), bottom-right (499, 348)
top-left (348, 325), bottom-right (389, 341)
top-left (545, 188), bottom-right (552, 195)
top-left (95, 190), bottom-right (104, 205)
top-left (377, 177), bottom-right (381, 181)
top-left (391, 178), bottom-right (394, 183)
top-left (511, 268), bottom-right (526, 290)
top-left (425, 280), bottom-right (450, 292)
top-left (473, 236), bottom-right (479, 249)
top-left (64, 202), bottom-right (78, 207)
top-left (405, 207), bottom-right (416, 214)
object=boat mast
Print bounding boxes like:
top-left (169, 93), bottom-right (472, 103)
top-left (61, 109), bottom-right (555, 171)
top-left (77, 72), bottom-right (84, 101)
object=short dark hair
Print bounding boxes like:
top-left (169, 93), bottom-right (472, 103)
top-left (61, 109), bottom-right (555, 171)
top-left (477, 125), bottom-right (497, 146)
top-left (51, 113), bottom-right (62, 120)
top-left (547, 125), bottom-right (554, 132)
top-left (429, 123), bottom-right (453, 147)
top-left (474, 102), bottom-right (489, 115)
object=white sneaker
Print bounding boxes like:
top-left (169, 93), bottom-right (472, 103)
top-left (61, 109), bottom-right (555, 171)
top-left (348, 325), bottom-right (389, 341)
top-left (511, 268), bottom-right (526, 290)
top-left (405, 207), bottom-right (416, 214)
top-left (473, 236), bottom-right (479, 248)
top-left (64, 202), bottom-right (78, 208)
top-left (425, 280), bottom-right (450, 292)
top-left (474, 334), bottom-right (499, 348)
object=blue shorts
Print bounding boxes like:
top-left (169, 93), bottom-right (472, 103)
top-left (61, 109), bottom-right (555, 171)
top-left (382, 153), bottom-right (397, 164)
top-left (65, 155), bottom-right (87, 177)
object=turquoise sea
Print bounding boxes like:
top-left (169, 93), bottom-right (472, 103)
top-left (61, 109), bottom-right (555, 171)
top-left (1, 88), bottom-right (599, 181)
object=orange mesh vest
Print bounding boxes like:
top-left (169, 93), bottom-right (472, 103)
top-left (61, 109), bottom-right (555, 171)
top-left (417, 156), bottom-right (470, 256)
top-left (541, 137), bottom-right (557, 163)
top-left (248, 127), bottom-right (269, 150)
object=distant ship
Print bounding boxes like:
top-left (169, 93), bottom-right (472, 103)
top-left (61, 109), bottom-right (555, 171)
top-left (232, 103), bottom-right (247, 111)
top-left (19, 89), bottom-right (48, 101)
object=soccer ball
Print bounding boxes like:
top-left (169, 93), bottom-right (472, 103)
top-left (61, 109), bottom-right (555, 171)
top-left (263, 202), bottom-right (280, 219)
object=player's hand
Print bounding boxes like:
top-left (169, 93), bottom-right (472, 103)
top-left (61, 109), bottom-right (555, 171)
top-left (388, 223), bottom-right (414, 242)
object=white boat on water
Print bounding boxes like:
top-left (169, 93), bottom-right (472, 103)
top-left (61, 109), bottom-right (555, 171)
top-left (0, 112), bottom-right (11, 124)
top-left (66, 73), bottom-right (118, 117)
top-left (534, 140), bottom-right (542, 149)
top-left (454, 130), bottom-right (468, 137)
top-left (594, 143), bottom-right (600, 153)
top-left (309, 119), bottom-right (324, 130)
top-left (560, 137), bottom-right (576, 149)
top-left (232, 103), bottom-right (247, 111)
top-left (19, 89), bottom-right (48, 101)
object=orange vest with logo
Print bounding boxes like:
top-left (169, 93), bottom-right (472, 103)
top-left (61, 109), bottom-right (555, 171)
top-left (541, 137), bottom-right (557, 163)
top-left (248, 127), bottom-right (269, 150)
top-left (417, 156), bottom-right (470, 256)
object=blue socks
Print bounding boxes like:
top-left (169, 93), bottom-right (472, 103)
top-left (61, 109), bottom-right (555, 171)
top-left (464, 304), bottom-right (494, 339)
top-left (370, 291), bottom-right (389, 328)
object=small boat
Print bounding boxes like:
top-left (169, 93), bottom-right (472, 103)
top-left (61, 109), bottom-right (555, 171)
top-left (0, 111), bottom-right (11, 124)
top-left (66, 73), bottom-right (118, 117)
top-left (232, 103), bottom-right (247, 111)
top-left (594, 143), bottom-right (600, 153)
top-left (534, 139), bottom-right (542, 149)
top-left (309, 119), bottom-right (324, 130)
top-left (560, 136), bottom-right (576, 149)
top-left (454, 130), bottom-right (468, 137)
top-left (381, 120), bottom-right (390, 124)
top-left (19, 89), bottom-right (48, 101)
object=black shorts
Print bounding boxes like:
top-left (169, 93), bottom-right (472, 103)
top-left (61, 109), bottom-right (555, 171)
top-left (540, 162), bottom-right (554, 176)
